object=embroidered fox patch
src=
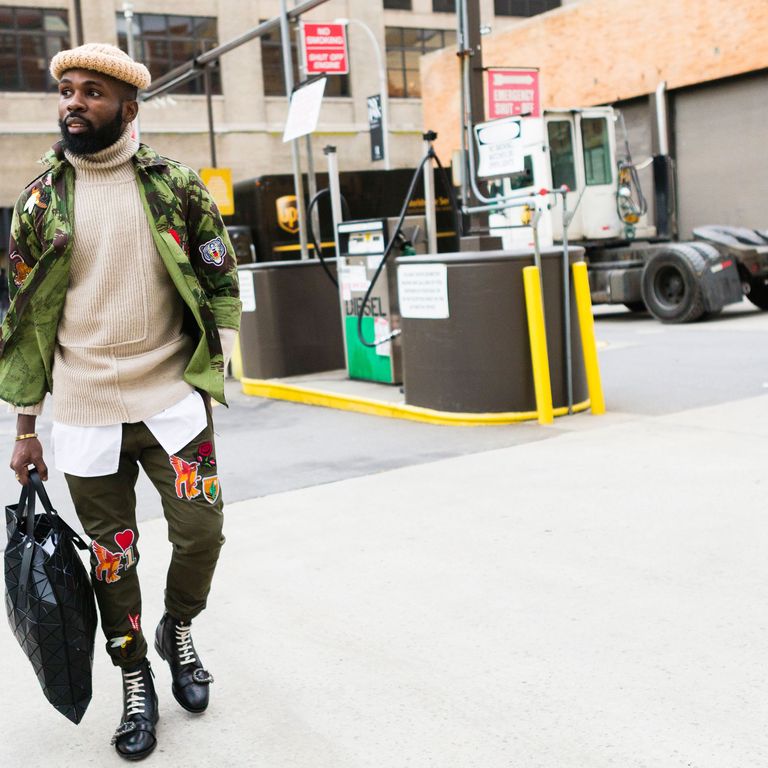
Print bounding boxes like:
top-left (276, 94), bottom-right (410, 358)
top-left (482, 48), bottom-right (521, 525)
top-left (169, 455), bottom-right (201, 500)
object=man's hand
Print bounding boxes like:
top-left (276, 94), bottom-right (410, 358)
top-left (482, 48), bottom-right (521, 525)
top-left (10, 414), bottom-right (47, 485)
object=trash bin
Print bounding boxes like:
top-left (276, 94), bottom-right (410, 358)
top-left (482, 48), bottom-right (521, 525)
top-left (396, 247), bottom-right (587, 413)
top-left (237, 259), bottom-right (344, 379)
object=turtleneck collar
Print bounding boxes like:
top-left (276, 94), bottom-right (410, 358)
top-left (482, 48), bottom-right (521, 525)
top-left (65, 124), bottom-right (139, 172)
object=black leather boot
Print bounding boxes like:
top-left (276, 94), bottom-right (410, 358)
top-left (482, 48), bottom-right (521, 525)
top-left (112, 659), bottom-right (159, 761)
top-left (154, 613), bottom-right (213, 714)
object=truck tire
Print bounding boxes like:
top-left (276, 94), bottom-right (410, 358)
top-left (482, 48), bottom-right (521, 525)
top-left (744, 273), bottom-right (768, 310)
top-left (641, 246), bottom-right (706, 323)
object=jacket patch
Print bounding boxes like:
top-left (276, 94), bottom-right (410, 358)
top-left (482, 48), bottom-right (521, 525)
top-left (170, 454), bottom-right (201, 500)
top-left (9, 251), bottom-right (32, 288)
top-left (203, 476), bottom-right (220, 504)
top-left (128, 612), bottom-right (141, 632)
top-left (23, 187), bottom-right (48, 214)
top-left (199, 236), bottom-right (227, 266)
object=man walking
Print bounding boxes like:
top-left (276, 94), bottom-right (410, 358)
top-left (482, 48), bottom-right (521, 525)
top-left (2, 43), bottom-right (241, 760)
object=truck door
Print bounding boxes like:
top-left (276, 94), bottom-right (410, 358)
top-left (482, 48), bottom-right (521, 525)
top-left (545, 109), bottom-right (622, 241)
top-left (544, 112), bottom-right (583, 240)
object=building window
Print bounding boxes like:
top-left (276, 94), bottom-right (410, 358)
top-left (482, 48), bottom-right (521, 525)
top-left (116, 13), bottom-right (221, 95)
top-left (385, 27), bottom-right (456, 98)
top-left (260, 24), bottom-right (350, 98)
top-left (383, 0), bottom-right (413, 9)
top-left (0, 6), bottom-right (70, 92)
top-left (494, 0), bottom-right (561, 16)
top-left (432, 0), bottom-right (457, 11)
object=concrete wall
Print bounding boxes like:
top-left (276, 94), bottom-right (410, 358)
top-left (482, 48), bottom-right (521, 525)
top-left (421, 0), bottom-right (768, 163)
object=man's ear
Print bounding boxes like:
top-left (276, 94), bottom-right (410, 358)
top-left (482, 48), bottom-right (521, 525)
top-left (122, 100), bottom-right (139, 125)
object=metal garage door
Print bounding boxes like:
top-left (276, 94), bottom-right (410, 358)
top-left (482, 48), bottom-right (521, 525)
top-left (672, 71), bottom-right (768, 237)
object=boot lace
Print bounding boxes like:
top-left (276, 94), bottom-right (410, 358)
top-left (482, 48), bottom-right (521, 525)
top-left (175, 622), bottom-right (197, 666)
top-left (124, 669), bottom-right (146, 717)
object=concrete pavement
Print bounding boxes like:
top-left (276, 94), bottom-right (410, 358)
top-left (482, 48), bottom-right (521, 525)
top-left (2, 392), bottom-right (768, 767)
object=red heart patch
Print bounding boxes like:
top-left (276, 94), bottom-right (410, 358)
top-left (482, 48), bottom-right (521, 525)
top-left (114, 529), bottom-right (135, 552)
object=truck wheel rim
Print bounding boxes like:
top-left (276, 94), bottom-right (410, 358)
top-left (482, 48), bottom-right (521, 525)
top-left (654, 265), bottom-right (686, 308)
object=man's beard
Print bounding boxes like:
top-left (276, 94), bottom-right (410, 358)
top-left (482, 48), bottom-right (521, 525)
top-left (59, 106), bottom-right (125, 155)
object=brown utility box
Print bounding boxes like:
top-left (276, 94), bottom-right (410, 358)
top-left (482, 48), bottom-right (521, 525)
top-left (237, 259), bottom-right (344, 379)
top-left (396, 247), bottom-right (588, 413)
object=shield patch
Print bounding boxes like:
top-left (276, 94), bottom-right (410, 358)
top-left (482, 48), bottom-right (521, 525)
top-left (203, 476), bottom-right (220, 504)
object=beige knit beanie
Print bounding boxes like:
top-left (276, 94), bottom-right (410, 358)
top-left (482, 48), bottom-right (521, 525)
top-left (50, 43), bottom-right (151, 90)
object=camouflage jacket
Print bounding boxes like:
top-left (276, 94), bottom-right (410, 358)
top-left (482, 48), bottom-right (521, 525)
top-left (1, 141), bottom-right (241, 408)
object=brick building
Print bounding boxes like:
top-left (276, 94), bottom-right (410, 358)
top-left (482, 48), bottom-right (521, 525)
top-left (421, 0), bottom-right (768, 236)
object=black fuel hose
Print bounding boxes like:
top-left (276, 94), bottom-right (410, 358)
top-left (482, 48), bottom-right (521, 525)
top-left (306, 188), bottom-right (351, 288)
top-left (356, 149), bottom-right (436, 349)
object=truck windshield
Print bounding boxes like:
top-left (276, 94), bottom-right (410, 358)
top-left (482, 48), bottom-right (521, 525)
top-left (547, 121), bottom-right (576, 191)
top-left (582, 117), bottom-right (612, 186)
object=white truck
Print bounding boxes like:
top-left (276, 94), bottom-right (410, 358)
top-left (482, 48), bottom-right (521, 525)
top-left (486, 106), bottom-right (762, 322)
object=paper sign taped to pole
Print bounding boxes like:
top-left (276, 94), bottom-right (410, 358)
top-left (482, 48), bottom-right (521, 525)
top-left (283, 77), bottom-right (327, 142)
top-left (474, 116), bottom-right (524, 179)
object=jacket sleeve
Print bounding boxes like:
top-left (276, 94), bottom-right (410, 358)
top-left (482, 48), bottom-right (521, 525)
top-left (185, 171), bottom-right (241, 332)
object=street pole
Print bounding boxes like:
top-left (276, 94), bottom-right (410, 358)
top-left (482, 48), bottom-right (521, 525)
top-left (280, 0), bottom-right (309, 260)
top-left (203, 65), bottom-right (217, 167)
top-left (336, 17), bottom-right (391, 170)
top-left (122, 2), bottom-right (141, 140)
top-left (296, 10), bottom-right (320, 253)
top-left (423, 132), bottom-right (438, 254)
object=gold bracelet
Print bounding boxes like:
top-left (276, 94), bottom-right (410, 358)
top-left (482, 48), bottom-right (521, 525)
top-left (15, 433), bottom-right (38, 441)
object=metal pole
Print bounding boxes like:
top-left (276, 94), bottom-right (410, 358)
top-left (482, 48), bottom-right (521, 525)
top-left (325, 145), bottom-right (349, 368)
top-left (203, 65), bottom-right (217, 167)
top-left (561, 188), bottom-right (573, 414)
top-left (279, 0), bottom-right (309, 260)
top-left (122, 2), bottom-right (141, 139)
top-left (324, 145), bottom-right (343, 257)
top-left (423, 133), bottom-right (438, 254)
top-left (73, 0), bottom-right (84, 45)
top-left (337, 18), bottom-right (390, 170)
top-left (296, 13), bottom-right (320, 253)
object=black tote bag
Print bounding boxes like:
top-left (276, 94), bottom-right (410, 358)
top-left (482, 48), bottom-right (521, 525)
top-left (4, 470), bottom-right (97, 724)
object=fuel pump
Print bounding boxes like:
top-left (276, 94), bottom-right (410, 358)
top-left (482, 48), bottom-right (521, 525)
top-left (336, 217), bottom-right (423, 384)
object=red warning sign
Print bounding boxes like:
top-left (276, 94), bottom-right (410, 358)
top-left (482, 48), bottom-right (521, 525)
top-left (301, 22), bottom-right (349, 75)
top-left (487, 69), bottom-right (540, 119)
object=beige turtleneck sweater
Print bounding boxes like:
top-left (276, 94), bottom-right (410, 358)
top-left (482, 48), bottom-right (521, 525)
top-left (28, 128), bottom-right (197, 425)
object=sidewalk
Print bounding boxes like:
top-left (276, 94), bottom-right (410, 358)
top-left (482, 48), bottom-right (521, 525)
top-left (2, 395), bottom-right (768, 767)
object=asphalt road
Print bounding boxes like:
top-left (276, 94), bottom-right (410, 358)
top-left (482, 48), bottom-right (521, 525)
top-left (0, 298), bottom-right (765, 534)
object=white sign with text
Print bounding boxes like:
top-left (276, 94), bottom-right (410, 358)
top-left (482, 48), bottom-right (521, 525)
top-left (398, 264), bottom-right (449, 319)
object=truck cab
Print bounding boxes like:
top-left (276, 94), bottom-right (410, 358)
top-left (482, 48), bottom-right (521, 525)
top-left (490, 107), bottom-right (656, 248)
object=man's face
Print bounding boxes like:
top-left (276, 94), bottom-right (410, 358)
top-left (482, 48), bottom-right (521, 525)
top-left (57, 69), bottom-right (138, 155)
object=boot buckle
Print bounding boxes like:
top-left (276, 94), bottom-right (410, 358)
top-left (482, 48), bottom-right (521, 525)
top-left (192, 668), bottom-right (214, 684)
top-left (111, 720), bottom-right (137, 745)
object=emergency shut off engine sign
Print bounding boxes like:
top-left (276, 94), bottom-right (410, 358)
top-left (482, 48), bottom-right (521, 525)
top-left (300, 22), bottom-right (349, 75)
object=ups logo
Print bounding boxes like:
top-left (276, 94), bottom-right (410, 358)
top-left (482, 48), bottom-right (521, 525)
top-left (276, 195), bottom-right (299, 234)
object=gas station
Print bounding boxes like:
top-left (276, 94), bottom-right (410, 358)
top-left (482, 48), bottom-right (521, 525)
top-left (139, 0), bottom-right (608, 427)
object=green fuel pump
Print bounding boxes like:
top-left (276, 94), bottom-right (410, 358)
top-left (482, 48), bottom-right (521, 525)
top-left (337, 217), bottom-right (421, 384)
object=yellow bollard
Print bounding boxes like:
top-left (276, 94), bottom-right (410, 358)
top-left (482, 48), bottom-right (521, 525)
top-left (522, 266), bottom-right (554, 425)
top-left (571, 262), bottom-right (606, 415)
top-left (229, 333), bottom-right (243, 381)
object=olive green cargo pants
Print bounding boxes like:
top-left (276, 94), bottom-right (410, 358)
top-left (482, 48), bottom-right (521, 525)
top-left (65, 417), bottom-right (224, 668)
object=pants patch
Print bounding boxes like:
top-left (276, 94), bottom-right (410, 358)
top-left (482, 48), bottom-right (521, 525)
top-left (92, 528), bottom-right (138, 584)
top-left (203, 476), bottom-right (220, 504)
top-left (170, 454), bottom-right (201, 500)
top-left (196, 440), bottom-right (216, 469)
